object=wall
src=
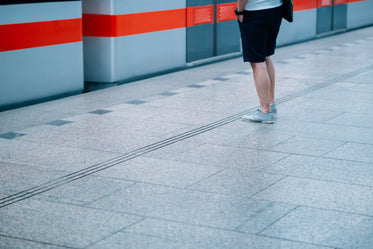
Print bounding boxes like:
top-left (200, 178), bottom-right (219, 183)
top-left (0, 0), bottom-right (83, 110)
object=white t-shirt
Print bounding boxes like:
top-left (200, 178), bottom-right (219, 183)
top-left (245, 0), bottom-right (283, 11)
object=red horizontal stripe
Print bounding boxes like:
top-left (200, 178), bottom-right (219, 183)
top-left (82, 0), bottom-right (370, 38)
top-left (0, 18), bottom-right (82, 52)
top-left (346, 0), bottom-right (369, 2)
top-left (186, 5), bottom-right (214, 27)
top-left (217, 3), bottom-right (237, 22)
top-left (294, 0), bottom-right (318, 11)
top-left (83, 8), bottom-right (185, 37)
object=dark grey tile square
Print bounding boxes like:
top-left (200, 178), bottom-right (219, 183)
top-left (0, 132), bottom-right (26, 139)
top-left (89, 109), bottom-right (112, 115)
top-left (126, 100), bottom-right (147, 105)
top-left (46, 120), bottom-right (73, 126)
top-left (188, 84), bottom-right (205, 88)
top-left (0, 199), bottom-right (142, 248)
top-left (159, 91), bottom-right (178, 96)
top-left (261, 207), bottom-right (373, 249)
top-left (214, 77), bottom-right (229, 81)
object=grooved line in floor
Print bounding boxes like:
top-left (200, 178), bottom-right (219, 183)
top-left (1, 64), bottom-right (372, 209)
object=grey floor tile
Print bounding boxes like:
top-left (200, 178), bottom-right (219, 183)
top-left (0, 199), bottom-right (142, 248)
top-left (89, 183), bottom-right (278, 230)
top-left (0, 162), bottom-right (67, 195)
top-left (35, 176), bottom-right (134, 206)
top-left (17, 116), bottom-right (194, 153)
top-left (146, 107), bottom-right (231, 126)
top-left (0, 236), bottom-right (68, 249)
top-left (87, 232), bottom-right (196, 249)
top-left (143, 94), bottom-right (245, 115)
top-left (225, 130), bottom-right (294, 150)
top-left (0, 140), bottom-right (120, 172)
top-left (327, 112), bottom-right (373, 128)
top-left (325, 142), bottom-right (373, 163)
top-left (124, 218), bottom-right (331, 249)
top-left (295, 98), bottom-right (373, 115)
top-left (344, 69), bottom-right (373, 84)
top-left (260, 206), bottom-right (373, 249)
top-left (273, 120), bottom-right (373, 144)
top-left (262, 155), bottom-right (373, 186)
top-left (277, 106), bottom-right (343, 123)
top-left (96, 157), bottom-right (221, 188)
top-left (236, 201), bottom-right (297, 234)
top-left (270, 136), bottom-right (345, 156)
top-left (145, 144), bottom-right (288, 171)
top-left (254, 177), bottom-right (373, 216)
top-left (187, 168), bottom-right (285, 197)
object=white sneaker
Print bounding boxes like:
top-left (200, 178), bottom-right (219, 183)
top-left (242, 109), bottom-right (274, 124)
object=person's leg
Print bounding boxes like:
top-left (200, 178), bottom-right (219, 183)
top-left (250, 61), bottom-right (271, 114)
top-left (265, 56), bottom-right (276, 105)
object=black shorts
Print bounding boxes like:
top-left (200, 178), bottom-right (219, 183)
top-left (238, 6), bottom-right (282, 63)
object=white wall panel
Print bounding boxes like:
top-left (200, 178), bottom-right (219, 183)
top-left (347, 0), bottom-right (373, 29)
top-left (277, 9), bottom-right (317, 46)
top-left (115, 29), bottom-right (186, 81)
top-left (0, 43), bottom-right (83, 107)
top-left (0, 2), bottom-right (82, 25)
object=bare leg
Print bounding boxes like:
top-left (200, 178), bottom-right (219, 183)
top-left (250, 61), bottom-right (271, 113)
top-left (265, 56), bottom-right (276, 105)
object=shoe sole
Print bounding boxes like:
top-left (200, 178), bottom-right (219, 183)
top-left (242, 117), bottom-right (274, 124)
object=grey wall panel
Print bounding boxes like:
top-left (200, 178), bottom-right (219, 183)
top-left (82, 0), bottom-right (114, 14)
top-left (317, 6), bottom-right (333, 34)
top-left (187, 24), bottom-right (214, 62)
top-left (277, 9), bottom-right (317, 46)
top-left (216, 20), bottom-right (240, 55)
top-left (347, 0), bottom-right (373, 29)
top-left (187, 0), bottom-right (213, 7)
top-left (114, 0), bottom-right (185, 14)
top-left (0, 43), bottom-right (84, 107)
top-left (83, 37), bottom-right (116, 83)
top-left (0, 1), bottom-right (81, 24)
top-left (83, 0), bottom-right (186, 15)
top-left (115, 29), bottom-right (186, 82)
top-left (333, 4), bottom-right (347, 30)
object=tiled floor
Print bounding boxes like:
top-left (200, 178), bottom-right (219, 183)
top-left (0, 26), bottom-right (373, 248)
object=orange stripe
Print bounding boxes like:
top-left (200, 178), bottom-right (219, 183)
top-left (186, 5), bottom-right (214, 27)
top-left (82, 1), bottom-right (371, 38)
top-left (294, 0), bottom-right (318, 11)
top-left (217, 3), bottom-right (237, 22)
top-left (83, 8), bottom-right (186, 37)
top-left (346, 0), bottom-right (369, 2)
top-left (0, 18), bottom-right (82, 52)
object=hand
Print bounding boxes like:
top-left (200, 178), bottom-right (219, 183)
top-left (238, 15), bottom-right (244, 23)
